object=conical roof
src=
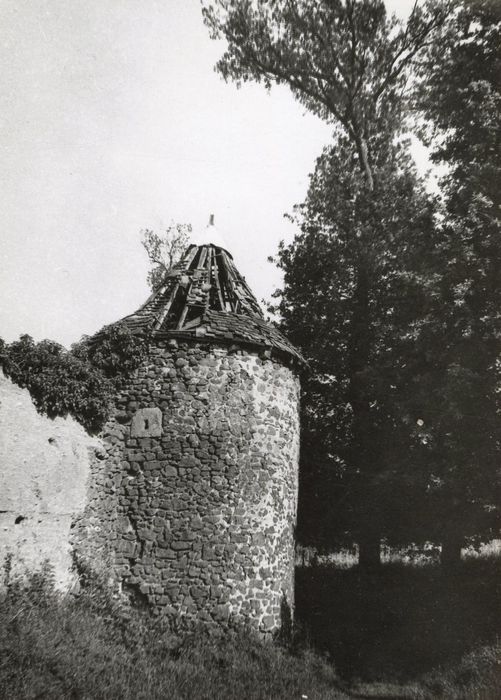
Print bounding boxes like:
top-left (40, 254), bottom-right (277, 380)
top-left (119, 242), bottom-right (303, 366)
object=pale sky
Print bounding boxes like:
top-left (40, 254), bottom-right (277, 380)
top-left (1, 0), bottom-right (424, 348)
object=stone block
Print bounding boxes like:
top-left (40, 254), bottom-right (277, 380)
top-left (213, 604), bottom-right (230, 622)
top-left (130, 408), bottom-right (163, 438)
top-left (260, 615), bottom-right (276, 630)
top-left (171, 541), bottom-right (192, 550)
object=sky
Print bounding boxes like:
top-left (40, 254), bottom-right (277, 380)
top-left (1, 0), bottom-right (425, 348)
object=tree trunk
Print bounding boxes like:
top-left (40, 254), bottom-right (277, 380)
top-left (347, 256), bottom-right (381, 572)
top-left (347, 262), bottom-right (371, 447)
top-left (357, 136), bottom-right (374, 191)
top-left (349, 262), bottom-right (380, 572)
top-left (441, 532), bottom-right (463, 568)
top-left (349, 128), bottom-right (375, 192)
top-left (358, 532), bottom-right (381, 569)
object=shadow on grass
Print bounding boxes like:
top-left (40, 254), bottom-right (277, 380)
top-left (295, 558), bottom-right (501, 683)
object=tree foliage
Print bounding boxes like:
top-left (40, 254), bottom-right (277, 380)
top-left (76, 323), bottom-right (149, 381)
top-left (142, 223), bottom-right (191, 291)
top-left (204, 0), bottom-right (453, 566)
top-left (416, 0), bottom-right (501, 210)
top-left (272, 135), bottom-right (437, 551)
top-left (203, 0), bottom-right (450, 188)
top-left (409, 0), bottom-right (501, 557)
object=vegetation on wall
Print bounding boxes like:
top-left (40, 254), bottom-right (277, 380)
top-left (75, 322), bottom-right (149, 382)
top-left (0, 323), bottom-right (148, 434)
top-left (141, 223), bottom-right (191, 291)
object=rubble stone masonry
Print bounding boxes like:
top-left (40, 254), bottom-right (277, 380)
top-left (73, 339), bottom-right (300, 633)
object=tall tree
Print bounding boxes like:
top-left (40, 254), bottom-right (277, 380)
top-left (205, 0), bottom-right (448, 564)
top-left (203, 0), bottom-right (449, 189)
top-left (272, 135), bottom-right (437, 561)
top-left (411, 0), bottom-right (501, 565)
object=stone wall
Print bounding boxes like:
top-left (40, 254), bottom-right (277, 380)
top-left (0, 339), bottom-right (301, 633)
top-left (75, 340), bottom-right (300, 632)
top-left (0, 371), bottom-right (102, 589)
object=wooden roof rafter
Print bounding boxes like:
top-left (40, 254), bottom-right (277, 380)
top-left (112, 241), bottom-right (304, 366)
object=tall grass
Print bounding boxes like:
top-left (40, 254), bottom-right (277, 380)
top-left (0, 570), bottom-right (345, 700)
top-left (3, 560), bottom-right (501, 699)
top-left (416, 642), bottom-right (501, 699)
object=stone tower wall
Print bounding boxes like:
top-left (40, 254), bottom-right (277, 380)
top-left (75, 339), bottom-right (300, 632)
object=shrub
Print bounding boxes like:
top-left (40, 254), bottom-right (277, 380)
top-left (76, 323), bottom-right (149, 380)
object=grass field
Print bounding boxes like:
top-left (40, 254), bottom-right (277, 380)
top-left (0, 571), bottom-right (347, 700)
top-left (295, 558), bottom-right (501, 682)
top-left (2, 560), bottom-right (501, 699)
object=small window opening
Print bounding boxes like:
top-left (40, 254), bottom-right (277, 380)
top-left (15, 515), bottom-right (25, 524)
top-left (144, 419), bottom-right (149, 430)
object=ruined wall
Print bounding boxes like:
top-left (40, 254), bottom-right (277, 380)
top-left (76, 340), bottom-right (300, 632)
top-left (0, 340), bottom-right (301, 632)
top-left (0, 371), bottom-right (102, 589)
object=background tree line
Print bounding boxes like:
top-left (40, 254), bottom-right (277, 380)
top-left (204, 0), bottom-right (501, 566)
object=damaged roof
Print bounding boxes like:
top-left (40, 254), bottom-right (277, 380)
top-left (117, 242), bottom-right (304, 366)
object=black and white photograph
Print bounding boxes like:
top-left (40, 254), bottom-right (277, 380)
top-left (1, 1), bottom-right (501, 697)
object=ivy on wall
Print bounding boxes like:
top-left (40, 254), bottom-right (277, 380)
top-left (0, 324), bottom-right (148, 434)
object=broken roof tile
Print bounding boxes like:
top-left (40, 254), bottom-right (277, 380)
top-left (113, 243), bottom-right (304, 366)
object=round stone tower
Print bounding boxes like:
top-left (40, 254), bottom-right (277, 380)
top-left (90, 226), bottom-right (303, 633)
